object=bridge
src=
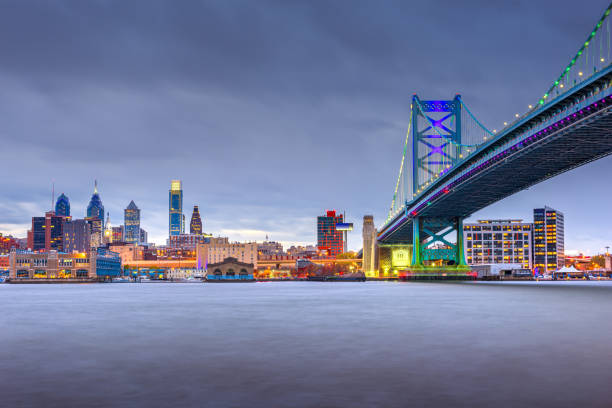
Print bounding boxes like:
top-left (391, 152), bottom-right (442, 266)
top-left (376, 4), bottom-right (612, 278)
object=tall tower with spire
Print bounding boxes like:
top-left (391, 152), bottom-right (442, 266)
top-left (86, 180), bottom-right (105, 248)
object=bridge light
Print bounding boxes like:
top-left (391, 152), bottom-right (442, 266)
top-left (515, 113), bottom-right (519, 118)
top-left (579, 71), bottom-right (583, 76)
top-left (528, 105), bottom-right (532, 109)
top-left (504, 122), bottom-right (508, 126)
top-left (560, 84), bottom-right (564, 88)
top-left (601, 57), bottom-right (605, 62)
top-left (493, 129), bottom-right (497, 133)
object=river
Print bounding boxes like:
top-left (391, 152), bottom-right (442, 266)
top-left (1, 281), bottom-right (611, 407)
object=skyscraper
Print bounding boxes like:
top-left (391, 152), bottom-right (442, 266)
top-left (86, 181), bottom-right (105, 248)
top-left (86, 181), bottom-right (105, 228)
top-left (55, 193), bottom-right (70, 217)
top-left (317, 210), bottom-right (344, 257)
top-left (169, 180), bottom-right (183, 237)
top-left (362, 215), bottom-right (378, 277)
top-left (124, 200), bottom-right (141, 243)
top-left (533, 207), bottom-right (565, 274)
top-left (190, 205), bottom-right (203, 235)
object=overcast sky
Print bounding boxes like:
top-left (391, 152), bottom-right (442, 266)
top-left (0, 0), bottom-right (610, 254)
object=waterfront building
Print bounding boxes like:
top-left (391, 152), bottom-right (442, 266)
top-left (533, 207), bottom-right (565, 274)
top-left (317, 210), bottom-right (344, 257)
top-left (124, 201), bottom-right (141, 243)
top-left (169, 180), bottom-right (184, 237)
top-left (27, 211), bottom-right (66, 251)
top-left (463, 219), bottom-right (533, 270)
top-left (63, 218), bottom-right (91, 253)
top-left (206, 257), bottom-right (254, 281)
top-left (196, 238), bottom-right (257, 270)
top-left (168, 233), bottom-right (209, 250)
top-left (362, 215), bottom-right (378, 277)
top-left (8, 249), bottom-right (96, 281)
top-left (7, 248), bottom-right (121, 281)
top-left (94, 248), bottom-right (122, 278)
top-left (54, 193), bottom-right (70, 217)
top-left (190, 205), bottom-right (203, 235)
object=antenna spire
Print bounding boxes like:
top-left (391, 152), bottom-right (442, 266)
top-left (94, 179), bottom-right (98, 194)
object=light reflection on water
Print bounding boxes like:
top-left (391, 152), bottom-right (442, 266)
top-left (1, 281), bottom-right (612, 408)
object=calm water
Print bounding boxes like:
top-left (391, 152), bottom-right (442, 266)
top-left (1, 281), bottom-right (612, 407)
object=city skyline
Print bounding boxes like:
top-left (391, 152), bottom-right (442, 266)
top-left (0, 1), bottom-right (611, 254)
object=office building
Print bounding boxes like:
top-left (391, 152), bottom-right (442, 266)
top-left (54, 193), bottom-right (70, 217)
top-left (317, 210), bottom-right (344, 257)
top-left (124, 201), bottom-right (141, 243)
top-left (27, 211), bottom-right (66, 251)
top-left (169, 180), bottom-right (184, 237)
top-left (190, 205), bottom-right (203, 235)
top-left (86, 181), bottom-right (105, 247)
top-left (463, 219), bottom-right (533, 270)
top-left (63, 218), bottom-right (92, 253)
top-left (362, 215), bottom-right (378, 277)
top-left (86, 181), bottom-right (105, 229)
top-left (533, 207), bottom-right (565, 273)
top-left (112, 226), bottom-right (124, 243)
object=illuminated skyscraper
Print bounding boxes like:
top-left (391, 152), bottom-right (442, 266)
top-left (86, 181), bottom-right (105, 248)
top-left (55, 193), bottom-right (70, 217)
top-left (169, 180), bottom-right (184, 237)
top-left (190, 205), bottom-right (203, 235)
top-left (86, 181), bottom-right (105, 228)
top-left (533, 207), bottom-right (565, 274)
top-left (317, 210), bottom-right (344, 257)
top-left (124, 200), bottom-right (141, 243)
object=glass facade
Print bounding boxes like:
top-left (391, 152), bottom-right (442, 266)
top-left (86, 182), bottom-right (105, 230)
top-left (55, 193), bottom-right (70, 217)
top-left (124, 201), bottom-right (141, 243)
top-left (533, 207), bottom-right (565, 274)
top-left (464, 220), bottom-right (532, 269)
top-left (169, 180), bottom-right (183, 237)
top-left (317, 210), bottom-right (344, 257)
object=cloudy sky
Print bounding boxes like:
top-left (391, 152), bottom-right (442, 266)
top-left (0, 0), bottom-right (610, 254)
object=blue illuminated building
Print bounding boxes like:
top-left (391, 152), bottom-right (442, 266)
top-left (95, 248), bottom-right (122, 278)
top-left (86, 181), bottom-right (105, 229)
top-left (55, 193), bottom-right (70, 217)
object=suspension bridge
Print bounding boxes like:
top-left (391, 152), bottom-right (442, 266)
top-left (376, 4), bottom-right (612, 278)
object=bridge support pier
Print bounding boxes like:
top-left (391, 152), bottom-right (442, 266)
top-left (400, 216), bottom-right (472, 280)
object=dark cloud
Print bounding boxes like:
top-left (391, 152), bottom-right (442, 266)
top-left (0, 0), bottom-right (610, 252)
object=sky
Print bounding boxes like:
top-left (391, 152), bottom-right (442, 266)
top-left (0, 0), bottom-right (611, 254)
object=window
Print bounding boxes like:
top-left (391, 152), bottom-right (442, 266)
top-left (76, 270), bottom-right (89, 278)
